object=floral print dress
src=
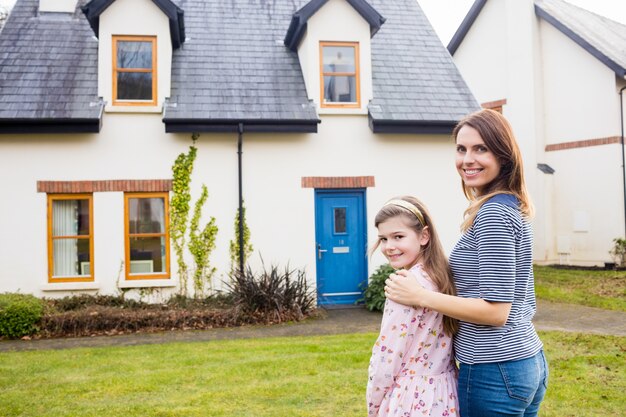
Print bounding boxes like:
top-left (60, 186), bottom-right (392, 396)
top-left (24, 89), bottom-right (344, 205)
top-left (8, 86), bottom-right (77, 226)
top-left (366, 264), bottom-right (458, 417)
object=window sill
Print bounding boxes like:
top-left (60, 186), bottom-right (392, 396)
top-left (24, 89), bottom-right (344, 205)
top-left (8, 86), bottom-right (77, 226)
top-left (105, 105), bottom-right (163, 114)
top-left (119, 279), bottom-right (177, 289)
top-left (41, 282), bottom-right (101, 292)
top-left (318, 107), bottom-right (368, 115)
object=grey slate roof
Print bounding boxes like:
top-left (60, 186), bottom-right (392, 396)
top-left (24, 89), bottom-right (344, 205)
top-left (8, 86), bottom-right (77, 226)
top-left (534, 0), bottom-right (626, 77)
top-left (0, 0), bottom-right (103, 133)
top-left (164, 0), bottom-right (478, 133)
top-left (367, 0), bottom-right (479, 132)
top-left (0, 0), bottom-right (479, 134)
top-left (449, 0), bottom-right (626, 78)
top-left (162, 0), bottom-right (320, 132)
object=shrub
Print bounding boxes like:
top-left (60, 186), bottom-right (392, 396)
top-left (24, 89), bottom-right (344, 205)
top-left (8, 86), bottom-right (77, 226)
top-left (609, 238), bottom-right (626, 267)
top-left (359, 264), bottom-right (394, 312)
top-left (225, 260), bottom-right (315, 322)
top-left (48, 294), bottom-right (147, 312)
top-left (0, 293), bottom-right (44, 339)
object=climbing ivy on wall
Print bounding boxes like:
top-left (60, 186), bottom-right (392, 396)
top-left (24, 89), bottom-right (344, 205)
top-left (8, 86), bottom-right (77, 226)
top-left (170, 134), bottom-right (218, 296)
top-left (229, 202), bottom-right (253, 274)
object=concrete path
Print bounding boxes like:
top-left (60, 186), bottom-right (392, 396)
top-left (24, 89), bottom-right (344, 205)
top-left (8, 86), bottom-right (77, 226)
top-left (0, 300), bottom-right (624, 352)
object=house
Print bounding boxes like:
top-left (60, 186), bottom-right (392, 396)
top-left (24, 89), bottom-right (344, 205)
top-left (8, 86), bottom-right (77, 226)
top-left (448, 0), bottom-right (626, 266)
top-left (0, 0), bottom-right (478, 304)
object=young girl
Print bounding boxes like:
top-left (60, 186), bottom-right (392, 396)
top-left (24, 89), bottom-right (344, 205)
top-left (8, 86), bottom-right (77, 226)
top-left (366, 196), bottom-right (459, 417)
top-left (385, 110), bottom-right (548, 416)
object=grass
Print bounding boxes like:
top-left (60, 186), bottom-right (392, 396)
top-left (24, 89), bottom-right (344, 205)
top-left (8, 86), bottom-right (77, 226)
top-left (534, 265), bottom-right (626, 311)
top-left (0, 331), bottom-right (624, 416)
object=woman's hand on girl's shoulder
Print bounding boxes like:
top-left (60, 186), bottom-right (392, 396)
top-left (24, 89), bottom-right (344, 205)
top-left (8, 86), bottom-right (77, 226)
top-left (384, 269), bottom-right (427, 307)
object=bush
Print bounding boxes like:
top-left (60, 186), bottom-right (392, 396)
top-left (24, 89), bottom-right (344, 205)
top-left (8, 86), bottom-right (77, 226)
top-left (359, 264), bottom-right (394, 312)
top-left (48, 294), bottom-right (147, 312)
top-left (225, 261), bottom-right (315, 321)
top-left (0, 293), bottom-right (44, 339)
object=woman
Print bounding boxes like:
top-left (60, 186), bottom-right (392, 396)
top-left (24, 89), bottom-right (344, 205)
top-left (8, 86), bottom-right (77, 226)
top-left (384, 109), bottom-right (548, 417)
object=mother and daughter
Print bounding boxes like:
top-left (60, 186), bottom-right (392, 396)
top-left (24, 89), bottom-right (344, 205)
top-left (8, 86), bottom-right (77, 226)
top-left (366, 109), bottom-right (549, 417)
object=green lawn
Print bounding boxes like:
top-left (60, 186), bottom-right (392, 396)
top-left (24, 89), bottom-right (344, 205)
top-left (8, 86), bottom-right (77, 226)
top-left (534, 265), bottom-right (626, 311)
top-left (1, 331), bottom-right (624, 416)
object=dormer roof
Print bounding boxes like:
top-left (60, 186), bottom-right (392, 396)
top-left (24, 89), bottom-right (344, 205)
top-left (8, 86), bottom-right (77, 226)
top-left (284, 0), bottom-right (386, 52)
top-left (82, 0), bottom-right (185, 49)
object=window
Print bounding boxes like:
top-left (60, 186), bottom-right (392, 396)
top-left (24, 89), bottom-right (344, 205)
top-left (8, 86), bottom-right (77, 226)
top-left (47, 194), bottom-right (94, 282)
top-left (124, 193), bottom-right (170, 280)
top-left (113, 35), bottom-right (157, 106)
top-left (334, 207), bottom-right (347, 234)
top-left (320, 42), bottom-right (360, 108)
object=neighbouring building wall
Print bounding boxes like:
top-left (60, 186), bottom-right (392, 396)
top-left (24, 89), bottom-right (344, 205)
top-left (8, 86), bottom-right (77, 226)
top-left (452, 0), bottom-right (549, 262)
top-left (0, 113), bottom-right (467, 298)
top-left (540, 18), bottom-right (625, 264)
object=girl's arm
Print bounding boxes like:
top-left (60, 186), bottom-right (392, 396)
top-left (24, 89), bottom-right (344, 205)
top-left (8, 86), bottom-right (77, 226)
top-left (385, 269), bottom-right (511, 326)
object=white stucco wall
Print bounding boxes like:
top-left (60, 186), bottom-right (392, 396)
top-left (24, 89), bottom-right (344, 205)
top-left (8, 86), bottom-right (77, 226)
top-left (297, 0), bottom-right (373, 114)
top-left (452, 0), bottom-right (508, 105)
top-left (0, 112), bottom-right (468, 298)
top-left (98, 0), bottom-right (172, 113)
top-left (540, 20), bottom-right (620, 142)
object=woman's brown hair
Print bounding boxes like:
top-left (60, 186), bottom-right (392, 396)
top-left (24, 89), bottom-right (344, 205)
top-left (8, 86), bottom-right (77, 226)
top-left (453, 109), bottom-right (534, 231)
top-left (372, 196), bottom-right (458, 336)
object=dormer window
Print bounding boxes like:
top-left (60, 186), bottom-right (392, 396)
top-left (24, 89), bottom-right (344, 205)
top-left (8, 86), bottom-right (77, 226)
top-left (112, 35), bottom-right (157, 106)
top-left (320, 42), bottom-right (360, 108)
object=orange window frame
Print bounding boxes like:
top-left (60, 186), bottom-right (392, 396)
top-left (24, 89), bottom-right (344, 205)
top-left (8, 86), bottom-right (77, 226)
top-left (124, 192), bottom-right (170, 281)
top-left (47, 194), bottom-right (94, 283)
top-left (319, 41), bottom-right (360, 108)
top-left (112, 35), bottom-right (157, 106)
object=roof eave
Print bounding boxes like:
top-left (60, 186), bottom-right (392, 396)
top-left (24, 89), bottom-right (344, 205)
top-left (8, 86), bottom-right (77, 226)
top-left (82, 0), bottom-right (185, 49)
top-left (369, 116), bottom-right (457, 134)
top-left (534, 4), bottom-right (626, 78)
top-left (163, 118), bottom-right (321, 133)
top-left (0, 118), bottom-right (103, 134)
top-left (284, 0), bottom-right (385, 52)
top-left (447, 0), bottom-right (487, 55)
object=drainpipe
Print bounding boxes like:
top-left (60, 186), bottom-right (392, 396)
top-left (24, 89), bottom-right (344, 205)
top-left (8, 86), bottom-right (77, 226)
top-left (237, 123), bottom-right (245, 274)
top-left (619, 87), bottom-right (626, 238)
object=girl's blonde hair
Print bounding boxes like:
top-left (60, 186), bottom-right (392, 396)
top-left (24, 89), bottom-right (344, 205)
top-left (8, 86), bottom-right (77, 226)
top-left (372, 196), bottom-right (458, 336)
top-left (453, 109), bottom-right (534, 232)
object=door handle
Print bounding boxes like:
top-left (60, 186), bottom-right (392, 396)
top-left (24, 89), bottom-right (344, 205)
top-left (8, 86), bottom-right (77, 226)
top-left (317, 244), bottom-right (328, 260)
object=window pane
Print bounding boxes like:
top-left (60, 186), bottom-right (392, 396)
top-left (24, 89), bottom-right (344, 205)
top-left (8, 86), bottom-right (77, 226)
top-left (128, 198), bottom-right (165, 233)
top-left (129, 237), bottom-right (166, 273)
top-left (322, 46), bottom-right (355, 73)
top-left (117, 41), bottom-right (152, 69)
top-left (117, 72), bottom-right (152, 100)
top-left (52, 199), bottom-right (89, 236)
top-left (324, 75), bottom-right (356, 103)
top-left (53, 238), bottom-right (91, 276)
top-left (334, 208), bottom-right (346, 234)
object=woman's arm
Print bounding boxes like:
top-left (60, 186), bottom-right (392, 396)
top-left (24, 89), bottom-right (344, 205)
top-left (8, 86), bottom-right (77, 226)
top-left (385, 269), bottom-right (511, 326)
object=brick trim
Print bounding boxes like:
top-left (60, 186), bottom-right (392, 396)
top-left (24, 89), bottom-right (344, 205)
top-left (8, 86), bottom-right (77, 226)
top-left (301, 176), bottom-right (375, 189)
top-left (545, 136), bottom-right (621, 152)
top-left (37, 180), bottom-right (173, 193)
top-left (481, 99), bottom-right (507, 109)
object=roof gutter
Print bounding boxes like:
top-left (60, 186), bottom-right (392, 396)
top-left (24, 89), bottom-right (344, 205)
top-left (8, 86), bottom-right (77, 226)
top-left (0, 117), bottom-right (102, 134)
top-left (163, 118), bottom-right (320, 133)
top-left (369, 116), bottom-right (457, 134)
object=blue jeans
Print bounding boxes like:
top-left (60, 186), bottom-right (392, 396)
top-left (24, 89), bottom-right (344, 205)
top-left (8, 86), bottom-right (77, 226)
top-left (458, 350), bottom-right (548, 417)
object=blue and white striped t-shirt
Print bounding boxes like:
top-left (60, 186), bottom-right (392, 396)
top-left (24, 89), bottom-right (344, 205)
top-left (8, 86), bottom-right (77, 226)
top-left (449, 193), bottom-right (543, 364)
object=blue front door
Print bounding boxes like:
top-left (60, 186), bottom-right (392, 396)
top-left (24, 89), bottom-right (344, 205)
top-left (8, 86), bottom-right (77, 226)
top-left (314, 189), bottom-right (367, 306)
